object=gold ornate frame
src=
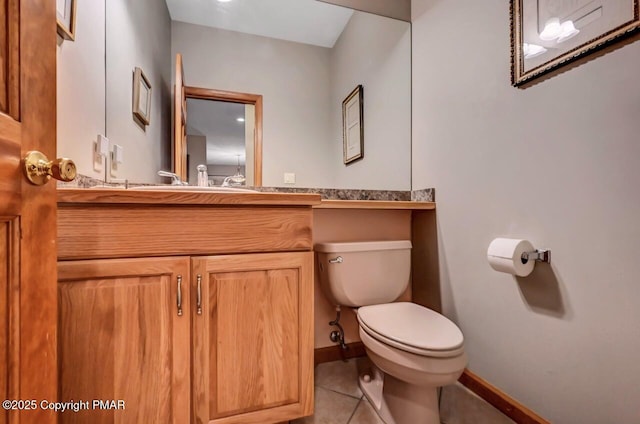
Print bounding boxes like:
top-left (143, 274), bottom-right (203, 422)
top-left (511, 0), bottom-right (640, 87)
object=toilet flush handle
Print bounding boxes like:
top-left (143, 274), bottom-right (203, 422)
top-left (329, 256), bottom-right (343, 264)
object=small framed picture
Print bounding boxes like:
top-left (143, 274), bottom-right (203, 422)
top-left (56, 0), bottom-right (77, 41)
top-left (132, 67), bottom-right (152, 126)
top-left (342, 85), bottom-right (364, 165)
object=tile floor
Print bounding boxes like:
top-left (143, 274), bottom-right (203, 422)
top-left (291, 357), bottom-right (382, 424)
top-left (291, 358), bottom-right (516, 424)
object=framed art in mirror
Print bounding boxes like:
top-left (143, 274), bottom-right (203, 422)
top-left (511, 0), bottom-right (640, 86)
top-left (56, 0), bottom-right (77, 41)
top-left (133, 67), bottom-right (152, 126)
top-left (342, 85), bottom-right (364, 165)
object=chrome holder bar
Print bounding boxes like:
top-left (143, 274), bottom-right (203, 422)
top-left (521, 249), bottom-right (551, 264)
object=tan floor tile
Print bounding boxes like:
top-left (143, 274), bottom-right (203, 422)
top-left (315, 358), bottom-right (366, 399)
top-left (348, 399), bottom-right (385, 424)
top-left (440, 383), bottom-right (516, 424)
top-left (292, 386), bottom-right (360, 424)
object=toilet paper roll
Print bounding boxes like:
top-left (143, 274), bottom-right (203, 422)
top-left (487, 238), bottom-right (535, 277)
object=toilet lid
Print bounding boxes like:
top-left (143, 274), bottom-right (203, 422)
top-left (357, 302), bottom-right (464, 353)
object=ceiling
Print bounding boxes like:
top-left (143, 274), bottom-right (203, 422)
top-left (165, 0), bottom-right (354, 48)
top-left (186, 98), bottom-right (247, 166)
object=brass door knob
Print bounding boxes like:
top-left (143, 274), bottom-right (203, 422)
top-left (23, 151), bottom-right (77, 186)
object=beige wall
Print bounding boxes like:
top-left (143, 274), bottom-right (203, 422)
top-left (172, 22), bottom-right (334, 188)
top-left (330, 12), bottom-right (411, 191)
top-left (57, 0), bottom-right (172, 183)
top-left (187, 135), bottom-right (206, 185)
top-left (106, 0), bottom-right (172, 183)
top-left (319, 0), bottom-right (411, 21)
top-left (313, 209), bottom-right (412, 348)
top-left (57, 0), bottom-right (106, 179)
top-left (412, 1), bottom-right (640, 423)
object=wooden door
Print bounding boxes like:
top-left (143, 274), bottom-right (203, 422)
top-left (174, 53), bottom-right (187, 181)
top-left (0, 1), bottom-right (58, 422)
top-left (58, 257), bottom-right (191, 424)
top-left (192, 252), bottom-right (314, 424)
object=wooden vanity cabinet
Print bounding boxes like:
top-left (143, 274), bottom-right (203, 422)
top-left (57, 257), bottom-right (192, 424)
top-left (56, 192), bottom-right (319, 424)
top-left (191, 252), bottom-right (314, 424)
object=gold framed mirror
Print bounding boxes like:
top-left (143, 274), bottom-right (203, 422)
top-left (511, 0), bottom-right (640, 86)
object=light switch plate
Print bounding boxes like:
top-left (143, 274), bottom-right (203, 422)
top-left (284, 173), bottom-right (296, 184)
top-left (110, 144), bottom-right (123, 178)
top-left (93, 134), bottom-right (109, 172)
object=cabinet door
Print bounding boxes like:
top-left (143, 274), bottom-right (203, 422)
top-left (58, 257), bottom-right (191, 424)
top-left (192, 252), bottom-right (314, 424)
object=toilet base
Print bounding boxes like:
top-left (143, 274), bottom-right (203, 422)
top-left (359, 365), bottom-right (440, 424)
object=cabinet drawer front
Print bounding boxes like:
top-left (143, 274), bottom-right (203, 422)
top-left (192, 252), bottom-right (314, 424)
top-left (58, 206), bottom-right (313, 260)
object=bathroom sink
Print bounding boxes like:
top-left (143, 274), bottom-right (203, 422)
top-left (134, 185), bottom-right (258, 193)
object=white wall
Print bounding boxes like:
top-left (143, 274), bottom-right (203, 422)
top-left (319, 0), bottom-right (411, 21)
top-left (330, 12), bottom-right (411, 191)
top-left (172, 22), bottom-right (334, 188)
top-left (106, 0), bottom-right (172, 183)
top-left (57, 0), bottom-right (105, 179)
top-left (412, 1), bottom-right (640, 423)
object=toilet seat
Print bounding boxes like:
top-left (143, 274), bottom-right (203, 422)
top-left (357, 302), bottom-right (464, 358)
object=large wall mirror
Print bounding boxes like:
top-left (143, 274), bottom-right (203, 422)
top-left (57, 0), bottom-right (411, 190)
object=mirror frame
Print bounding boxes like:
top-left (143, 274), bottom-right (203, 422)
top-left (511, 0), bottom-right (640, 86)
top-left (176, 87), bottom-right (263, 186)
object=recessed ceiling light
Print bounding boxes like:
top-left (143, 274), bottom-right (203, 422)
top-left (236, 117), bottom-right (245, 122)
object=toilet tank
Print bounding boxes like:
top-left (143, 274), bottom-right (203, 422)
top-left (315, 240), bottom-right (412, 307)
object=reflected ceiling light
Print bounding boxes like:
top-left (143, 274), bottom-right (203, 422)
top-left (523, 43), bottom-right (547, 59)
top-left (236, 117), bottom-right (245, 122)
top-left (539, 17), bottom-right (562, 41)
top-left (557, 20), bottom-right (579, 43)
top-left (223, 155), bottom-right (246, 187)
top-left (217, 0), bottom-right (233, 3)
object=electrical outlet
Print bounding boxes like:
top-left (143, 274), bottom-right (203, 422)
top-left (93, 134), bottom-right (109, 172)
top-left (284, 172), bottom-right (296, 184)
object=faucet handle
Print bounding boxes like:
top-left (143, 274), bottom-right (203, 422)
top-left (158, 170), bottom-right (187, 185)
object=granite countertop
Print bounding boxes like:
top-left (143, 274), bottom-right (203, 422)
top-left (58, 174), bottom-right (435, 203)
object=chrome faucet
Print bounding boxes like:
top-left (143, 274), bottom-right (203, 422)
top-left (158, 170), bottom-right (188, 185)
top-left (196, 165), bottom-right (209, 187)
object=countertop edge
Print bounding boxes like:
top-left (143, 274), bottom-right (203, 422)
top-left (315, 200), bottom-right (436, 210)
top-left (56, 188), bottom-right (322, 206)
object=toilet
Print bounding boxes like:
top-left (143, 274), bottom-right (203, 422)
top-left (315, 240), bottom-right (467, 424)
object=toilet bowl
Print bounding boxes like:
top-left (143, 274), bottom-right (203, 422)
top-left (315, 241), bottom-right (467, 424)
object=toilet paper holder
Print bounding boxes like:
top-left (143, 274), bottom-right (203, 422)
top-left (521, 249), bottom-right (551, 264)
